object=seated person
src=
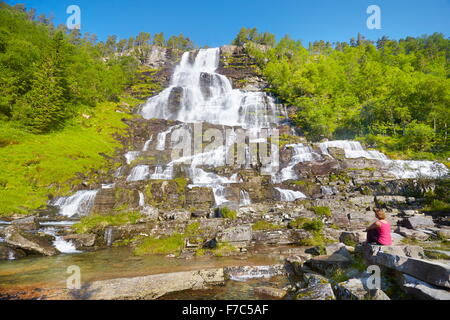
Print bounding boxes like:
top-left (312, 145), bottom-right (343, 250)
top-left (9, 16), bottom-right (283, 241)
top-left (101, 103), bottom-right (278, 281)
top-left (365, 208), bottom-right (392, 245)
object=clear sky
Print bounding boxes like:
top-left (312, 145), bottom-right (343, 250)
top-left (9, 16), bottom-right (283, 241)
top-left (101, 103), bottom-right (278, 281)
top-left (5, 0), bottom-right (450, 47)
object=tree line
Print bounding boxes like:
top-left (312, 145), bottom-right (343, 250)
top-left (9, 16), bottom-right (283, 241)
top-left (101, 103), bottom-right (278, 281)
top-left (244, 31), bottom-right (449, 158)
top-left (0, 2), bottom-right (195, 134)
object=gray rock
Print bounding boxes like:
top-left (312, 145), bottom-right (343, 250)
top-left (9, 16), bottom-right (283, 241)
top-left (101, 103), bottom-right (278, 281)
top-left (339, 231), bottom-right (366, 245)
top-left (285, 255), bottom-right (312, 276)
top-left (334, 278), bottom-right (390, 300)
top-left (376, 195), bottom-right (407, 205)
top-left (398, 273), bottom-right (450, 300)
top-left (4, 226), bottom-right (59, 256)
top-left (11, 216), bottom-right (40, 231)
top-left (224, 264), bottom-right (287, 281)
top-left (62, 234), bottom-right (96, 249)
top-left (396, 227), bottom-right (429, 241)
top-left (294, 283), bottom-right (336, 300)
top-left (252, 229), bottom-right (311, 245)
top-left (437, 229), bottom-right (450, 240)
top-left (305, 253), bottom-right (353, 275)
top-left (404, 215), bottom-right (435, 230)
top-left (349, 196), bottom-right (375, 207)
top-left (365, 244), bottom-right (425, 259)
top-left (366, 246), bottom-right (450, 288)
top-left (162, 210), bottom-right (191, 221)
top-left (80, 268), bottom-right (224, 300)
top-left (303, 272), bottom-right (329, 287)
top-left (217, 225), bottom-right (252, 243)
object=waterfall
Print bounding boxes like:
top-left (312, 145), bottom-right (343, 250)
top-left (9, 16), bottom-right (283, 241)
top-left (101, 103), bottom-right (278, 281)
top-left (140, 48), bottom-right (285, 129)
top-left (124, 151), bottom-right (141, 165)
top-left (275, 188), bottom-right (307, 202)
top-left (127, 165), bottom-right (150, 182)
top-left (42, 227), bottom-right (81, 254)
top-left (240, 190), bottom-right (251, 206)
top-left (105, 227), bottom-right (114, 246)
top-left (143, 135), bottom-right (153, 151)
top-left (53, 190), bottom-right (98, 217)
top-left (319, 140), bottom-right (388, 160)
top-left (138, 191), bottom-right (145, 207)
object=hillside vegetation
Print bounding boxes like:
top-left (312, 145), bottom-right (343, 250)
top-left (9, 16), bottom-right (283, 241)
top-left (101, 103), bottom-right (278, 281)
top-left (238, 29), bottom-right (449, 162)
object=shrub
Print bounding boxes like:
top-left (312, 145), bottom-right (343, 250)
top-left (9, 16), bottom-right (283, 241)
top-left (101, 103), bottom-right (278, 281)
top-left (311, 206), bottom-right (332, 218)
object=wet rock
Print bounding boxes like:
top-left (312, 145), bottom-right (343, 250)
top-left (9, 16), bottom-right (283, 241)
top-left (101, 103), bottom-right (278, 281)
top-left (254, 286), bottom-right (287, 299)
top-left (0, 243), bottom-right (27, 260)
top-left (396, 226), bottom-right (429, 241)
top-left (81, 268), bottom-right (224, 300)
top-left (11, 216), bottom-right (40, 231)
top-left (224, 265), bottom-right (287, 281)
top-left (62, 234), bottom-right (96, 249)
top-left (294, 283), bottom-right (336, 300)
top-left (4, 226), bottom-right (59, 256)
top-left (403, 215), bottom-right (435, 230)
top-left (366, 245), bottom-right (450, 288)
top-left (398, 273), bottom-right (450, 300)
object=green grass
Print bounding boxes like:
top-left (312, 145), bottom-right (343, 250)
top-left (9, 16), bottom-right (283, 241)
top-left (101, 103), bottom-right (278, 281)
top-left (72, 211), bottom-right (144, 234)
top-left (311, 206), bottom-right (332, 218)
top-left (252, 220), bottom-right (281, 231)
top-left (219, 206), bottom-right (237, 219)
top-left (0, 96), bottom-right (140, 216)
top-left (195, 242), bottom-right (239, 257)
top-left (133, 222), bottom-right (201, 256)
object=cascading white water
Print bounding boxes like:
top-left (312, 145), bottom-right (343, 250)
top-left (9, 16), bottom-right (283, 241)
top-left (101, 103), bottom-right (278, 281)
top-left (275, 188), bottom-right (307, 202)
top-left (319, 140), bottom-right (388, 160)
top-left (124, 151), bottom-right (141, 165)
top-left (143, 135), bottom-right (153, 151)
top-left (53, 190), bottom-right (98, 217)
top-left (43, 227), bottom-right (81, 254)
top-left (140, 48), bottom-right (285, 129)
top-left (240, 190), bottom-right (251, 206)
top-left (127, 165), bottom-right (150, 182)
top-left (138, 191), bottom-right (145, 207)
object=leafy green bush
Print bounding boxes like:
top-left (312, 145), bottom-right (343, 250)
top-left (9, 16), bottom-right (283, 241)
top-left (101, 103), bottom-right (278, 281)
top-left (311, 206), bottom-right (332, 218)
top-left (219, 207), bottom-right (237, 219)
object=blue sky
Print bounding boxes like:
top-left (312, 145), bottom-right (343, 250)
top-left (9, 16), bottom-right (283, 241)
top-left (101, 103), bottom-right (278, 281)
top-left (5, 0), bottom-right (450, 47)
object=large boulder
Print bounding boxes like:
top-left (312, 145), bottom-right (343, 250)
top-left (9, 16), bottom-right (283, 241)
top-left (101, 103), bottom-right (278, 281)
top-left (366, 246), bottom-right (450, 288)
top-left (4, 226), bottom-right (59, 256)
top-left (11, 216), bottom-right (40, 231)
top-left (398, 273), bottom-right (450, 300)
top-left (403, 215), bottom-right (435, 230)
top-left (80, 268), bottom-right (224, 300)
top-left (365, 244), bottom-right (425, 259)
top-left (339, 231), bottom-right (366, 245)
top-left (396, 227), bottom-right (429, 241)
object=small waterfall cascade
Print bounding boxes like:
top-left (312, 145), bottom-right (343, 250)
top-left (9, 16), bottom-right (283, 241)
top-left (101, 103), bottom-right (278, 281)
top-left (52, 190), bottom-right (99, 217)
top-left (42, 227), bottom-right (81, 254)
top-left (240, 190), bottom-right (252, 206)
top-left (275, 188), bottom-right (307, 202)
top-left (104, 227), bottom-right (114, 247)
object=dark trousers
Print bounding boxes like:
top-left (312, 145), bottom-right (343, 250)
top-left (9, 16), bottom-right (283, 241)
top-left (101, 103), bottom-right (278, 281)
top-left (367, 229), bottom-right (380, 244)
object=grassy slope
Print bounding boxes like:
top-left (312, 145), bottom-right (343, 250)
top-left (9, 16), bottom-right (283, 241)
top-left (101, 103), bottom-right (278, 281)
top-left (0, 96), bottom-right (141, 216)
